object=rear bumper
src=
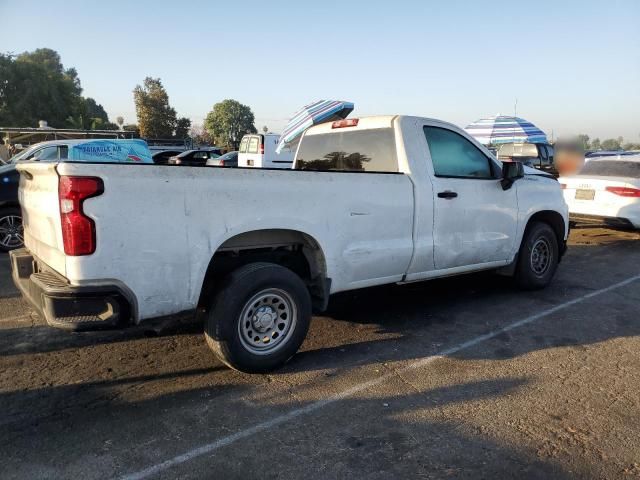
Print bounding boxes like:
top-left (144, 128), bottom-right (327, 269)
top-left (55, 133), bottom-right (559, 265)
top-left (10, 248), bottom-right (129, 331)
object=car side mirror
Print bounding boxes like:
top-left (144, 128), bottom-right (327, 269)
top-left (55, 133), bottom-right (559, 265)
top-left (501, 161), bottom-right (524, 190)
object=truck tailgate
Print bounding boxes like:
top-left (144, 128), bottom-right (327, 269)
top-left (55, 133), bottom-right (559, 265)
top-left (17, 162), bottom-right (66, 276)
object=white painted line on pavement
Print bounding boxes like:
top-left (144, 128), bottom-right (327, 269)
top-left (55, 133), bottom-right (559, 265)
top-left (120, 273), bottom-right (640, 480)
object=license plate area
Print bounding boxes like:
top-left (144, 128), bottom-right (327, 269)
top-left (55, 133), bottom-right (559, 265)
top-left (575, 189), bottom-right (595, 200)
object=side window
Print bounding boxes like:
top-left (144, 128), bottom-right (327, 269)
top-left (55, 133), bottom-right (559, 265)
top-left (31, 146), bottom-right (58, 161)
top-left (546, 145), bottom-right (554, 163)
top-left (239, 137), bottom-right (248, 153)
top-left (193, 151), bottom-right (208, 159)
top-left (539, 145), bottom-right (552, 166)
top-left (58, 146), bottom-right (68, 160)
top-left (423, 127), bottom-right (493, 179)
top-left (247, 137), bottom-right (259, 154)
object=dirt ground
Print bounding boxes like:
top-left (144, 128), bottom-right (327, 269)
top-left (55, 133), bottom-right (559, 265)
top-left (0, 226), bottom-right (639, 479)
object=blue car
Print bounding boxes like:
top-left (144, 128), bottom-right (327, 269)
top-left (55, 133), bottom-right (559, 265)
top-left (0, 139), bottom-right (152, 251)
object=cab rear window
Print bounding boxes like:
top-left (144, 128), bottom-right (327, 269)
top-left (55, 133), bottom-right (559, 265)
top-left (295, 128), bottom-right (397, 172)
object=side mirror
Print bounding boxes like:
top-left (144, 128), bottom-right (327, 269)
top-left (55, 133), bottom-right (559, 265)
top-left (501, 161), bottom-right (524, 190)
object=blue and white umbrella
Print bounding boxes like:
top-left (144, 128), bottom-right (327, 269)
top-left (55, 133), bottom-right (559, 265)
top-left (465, 115), bottom-right (547, 145)
top-left (275, 100), bottom-right (354, 153)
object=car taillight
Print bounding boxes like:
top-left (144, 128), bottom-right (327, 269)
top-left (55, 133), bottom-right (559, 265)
top-left (332, 118), bottom-right (359, 129)
top-left (259, 144), bottom-right (264, 154)
top-left (605, 186), bottom-right (640, 197)
top-left (219, 159), bottom-right (225, 166)
top-left (59, 176), bottom-right (103, 256)
top-left (560, 183), bottom-right (567, 189)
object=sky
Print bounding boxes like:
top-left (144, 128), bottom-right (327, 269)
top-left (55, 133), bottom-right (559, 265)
top-left (1, 0), bottom-right (639, 141)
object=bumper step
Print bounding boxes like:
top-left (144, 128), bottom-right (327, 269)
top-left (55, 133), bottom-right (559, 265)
top-left (10, 248), bottom-right (128, 331)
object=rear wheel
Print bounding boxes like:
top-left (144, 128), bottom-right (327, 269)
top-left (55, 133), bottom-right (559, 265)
top-left (514, 221), bottom-right (559, 290)
top-left (204, 262), bottom-right (311, 373)
top-left (0, 207), bottom-right (23, 252)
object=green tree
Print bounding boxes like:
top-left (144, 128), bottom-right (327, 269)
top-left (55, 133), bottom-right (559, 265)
top-left (0, 49), bottom-right (117, 130)
top-left (83, 98), bottom-right (109, 123)
top-left (122, 124), bottom-right (140, 136)
top-left (204, 99), bottom-right (256, 149)
top-left (590, 138), bottom-right (601, 150)
top-left (0, 49), bottom-right (84, 127)
top-left (133, 77), bottom-right (177, 138)
top-left (576, 134), bottom-right (590, 150)
top-left (90, 118), bottom-right (119, 130)
top-left (601, 138), bottom-right (622, 150)
top-left (189, 124), bottom-right (213, 146)
top-left (175, 117), bottom-right (191, 139)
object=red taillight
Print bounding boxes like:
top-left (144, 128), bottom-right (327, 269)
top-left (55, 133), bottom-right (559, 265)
top-left (259, 144), bottom-right (264, 155)
top-left (332, 118), bottom-right (359, 129)
top-left (560, 183), bottom-right (567, 189)
top-left (605, 186), bottom-right (640, 197)
top-left (219, 159), bottom-right (225, 166)
top-left (59, 176), bottom-right (103, 256)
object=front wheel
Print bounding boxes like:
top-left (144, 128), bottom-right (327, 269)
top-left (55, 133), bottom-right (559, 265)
top-left (204, 262), bottom-right (312, 373)
top-left (514, 221), bottom-right (560, 290)
top-left (0, 207), bottom-right (24, 252)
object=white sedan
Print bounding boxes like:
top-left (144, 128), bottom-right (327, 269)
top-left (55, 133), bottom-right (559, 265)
top-left (560, 155), bottom-right (640, 228)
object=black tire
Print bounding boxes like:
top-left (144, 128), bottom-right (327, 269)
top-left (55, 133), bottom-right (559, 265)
top-left (204, 262), bottom-right (312, 373)
top-left (0, 207), bottom-right (24, 252)
top-left (514, 221), bottom-right (559, 290)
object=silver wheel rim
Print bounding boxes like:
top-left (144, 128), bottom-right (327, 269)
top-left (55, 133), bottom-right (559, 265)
top-left (0, 215), bottom-right (23, 249)
top-left (530, 238), bottom-right (551, 275)
top-left (238, 288), bottom-right (297, 355)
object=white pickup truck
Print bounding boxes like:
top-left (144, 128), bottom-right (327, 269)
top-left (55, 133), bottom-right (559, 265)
top-left (11, 115), bottom-right (569, 372)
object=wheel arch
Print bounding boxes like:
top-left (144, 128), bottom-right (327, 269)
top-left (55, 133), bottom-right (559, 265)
top-left (197, 228), bottom-right (330, 314)
top-left (525, 210), bottom-right (567, 256)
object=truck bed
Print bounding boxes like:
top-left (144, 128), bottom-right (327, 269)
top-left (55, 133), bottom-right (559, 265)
top-left (18, 162), bottom-right (414, 321)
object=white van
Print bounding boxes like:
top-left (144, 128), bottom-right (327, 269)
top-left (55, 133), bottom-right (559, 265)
top-left (238, 133), bottom-right (294, 169)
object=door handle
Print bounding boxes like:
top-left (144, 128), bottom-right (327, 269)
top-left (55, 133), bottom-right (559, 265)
top-left (437, 191), bottom-right (458, 199)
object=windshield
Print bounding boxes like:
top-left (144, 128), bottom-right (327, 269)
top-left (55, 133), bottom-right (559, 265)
top-left (5, 146), bottom-right (37, 164)
top-left (219, 151), bottom-right (237, 160)
top-left (579, 160), bottom-right (640, 178)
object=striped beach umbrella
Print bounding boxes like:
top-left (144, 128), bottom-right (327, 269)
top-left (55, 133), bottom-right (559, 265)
top-left (275, 100), bottom-right (354, 153)
top-left (465, 115), bottom-right (547, 145)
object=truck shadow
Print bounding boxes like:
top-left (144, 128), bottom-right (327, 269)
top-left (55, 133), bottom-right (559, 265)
top-left (286, 237), bottom-right (640, 373)
top-left (0, 375), bottom-right (580, 479)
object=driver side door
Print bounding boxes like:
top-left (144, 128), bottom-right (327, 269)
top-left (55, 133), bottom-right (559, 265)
top-left (423, 125), bottom-right (518, 270)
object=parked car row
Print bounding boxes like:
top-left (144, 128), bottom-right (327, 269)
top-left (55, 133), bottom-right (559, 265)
top-left (168, 147), bottom-right (224, 166)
